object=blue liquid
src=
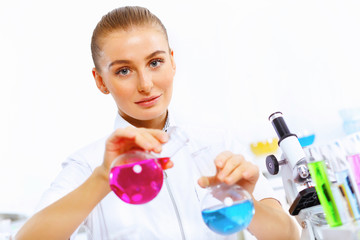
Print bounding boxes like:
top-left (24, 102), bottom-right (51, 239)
top-left (298, 134), bottom-right (315, 147)
top-left (201, 200), bottom-right (255, 235)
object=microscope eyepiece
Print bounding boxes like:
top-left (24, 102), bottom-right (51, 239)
top-left (268, 111), bottom-right (305, 169)
top-left (268, 112), bottom-right (296, 144)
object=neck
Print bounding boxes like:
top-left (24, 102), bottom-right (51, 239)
top-left (120, 111), bottom-right (168, 130)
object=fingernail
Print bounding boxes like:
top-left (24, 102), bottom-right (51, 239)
top-left (215, 159), bottom-right (223, 168)
top-left (203, 179), bottom-right (210, 187)
top-left (225, 176), bottom-right (232, 182)
top-left (155, 145), bottom-right (162, 153)
top-left (199, 177), bottom-right (209, 188)
top-left (217, 173), bottom-right (224, 180)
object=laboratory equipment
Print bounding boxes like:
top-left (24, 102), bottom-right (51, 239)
top-left (191, 147), bottom-right (255, 235)
top-left (323, 142), bottom-right (360, 222)
top-left (109, 126), bottom-right (189, 204)
top-left (306, 147), bottom-right (342, 227)
top-left (250, 138), bottom-right (278, 156)
top-left (339, 108), bottom-right (360, 135)
top-left (0, 218), bottom-right (11, 240)
top-left (298, 133), bottom-right (316, 148)
top-left (344, 133), bottom-right (360, 194)
top-left (265, 112), bottom-right (324, 239)
top-left (265, 111), bottom-right (360, 240)
top-left (265, 112), bottom-right (318, 214)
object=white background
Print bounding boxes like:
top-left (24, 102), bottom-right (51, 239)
top-left (1, 0), bottom-right (360, 215)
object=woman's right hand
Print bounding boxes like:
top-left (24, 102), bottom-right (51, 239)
top-left (99, 126), bottom-right (171, 181)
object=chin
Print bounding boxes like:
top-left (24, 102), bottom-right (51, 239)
top-left (134, 107), bottom-right (168, 121)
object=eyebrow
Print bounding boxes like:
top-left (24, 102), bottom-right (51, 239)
top-left (108, 50), bottom-right (167, 70)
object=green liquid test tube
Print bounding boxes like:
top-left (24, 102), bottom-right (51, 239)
top-left (308, 160), bottom-right (342, 227)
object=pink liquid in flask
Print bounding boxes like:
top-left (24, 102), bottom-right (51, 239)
top-left (109, 126), bottom-right (189, 205)
top-left (109, 156), bottom-right (170, 204)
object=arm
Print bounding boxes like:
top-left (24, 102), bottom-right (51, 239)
top-left (249, 198), bottom-right (300, 240)
top-left (198, 151), bottom-right (300, 240)
top-left (15, 167), bottom-right (110, 240)
top-left (15, 127), bottom-right (171, 240)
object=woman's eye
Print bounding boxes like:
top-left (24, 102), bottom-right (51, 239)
top-left (150, 59), bottom-right (163, 68)
top-left (116, 68), bottom-right (130, 76)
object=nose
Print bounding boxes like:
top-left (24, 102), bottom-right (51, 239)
top-left (137, 70), bottom-right (153, 93)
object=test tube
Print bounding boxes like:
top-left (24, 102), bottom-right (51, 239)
top-left (306, 147), bottom-right (342, 227)
top-left (323, 142), bottom-right (360, 221)
top-left (344, 134), bottom-right (360, 194)
top-left (335, 141), bottom-right (360, 221)
top-left (320, 145), bottom-right (351, 223)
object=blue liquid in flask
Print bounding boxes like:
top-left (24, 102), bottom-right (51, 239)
top-left (201, 199), bottom-right (255, 235)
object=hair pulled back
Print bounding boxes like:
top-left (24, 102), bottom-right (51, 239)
top-left (91, 6), bottom-right (169, 70)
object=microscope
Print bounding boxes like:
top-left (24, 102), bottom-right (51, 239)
top-left (265, 112), bottom-right (324, 239)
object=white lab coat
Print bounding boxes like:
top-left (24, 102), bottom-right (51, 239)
top-left (36, 113), bottom-right (279, 240)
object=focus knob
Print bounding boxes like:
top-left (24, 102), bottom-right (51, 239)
top-left (266, 155), bottom-right (279, 175)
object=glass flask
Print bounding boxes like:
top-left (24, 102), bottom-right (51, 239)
top-left (109, 126), bottom-right (189, 205)
top-left (191, 146), bottom-right (255, 235)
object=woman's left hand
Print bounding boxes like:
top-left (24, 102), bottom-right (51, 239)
top-left (198, 151), bottom-right (259, 194)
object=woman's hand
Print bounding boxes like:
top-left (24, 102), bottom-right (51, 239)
top-left (198, 151), bottom-right (259, 194)
top-left (99, 126), bottom-right (173, 180)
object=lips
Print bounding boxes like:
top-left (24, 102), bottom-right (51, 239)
top-left (135, 94), bottom-right (162, 107)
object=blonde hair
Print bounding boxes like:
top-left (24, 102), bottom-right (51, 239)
top-left (91, 6), bottom-right (169, 70)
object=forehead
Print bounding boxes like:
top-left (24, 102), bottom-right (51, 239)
top-left (98, 26), bottom-right (169, 60)
top-left (102, 26), bottom-right (167, 48)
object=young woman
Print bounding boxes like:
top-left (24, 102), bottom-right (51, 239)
top-left (15, 6), bottom-right (300, 240)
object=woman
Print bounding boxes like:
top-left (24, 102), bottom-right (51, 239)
top-left (15, 6), bottom-right (299, 240)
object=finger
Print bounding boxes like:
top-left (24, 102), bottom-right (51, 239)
top-left (107, 127), bottom-right (163, 153)
top-left (163, 160), bottom-right (174, 170)
top-left (217, 154), bottom-right (243, 181)
top-left (225, 162), bottom-right (259, 185)
top-left (106, 127), bottom-right (137, 149)
top-left (138, 131), bottom-right (164, 153)
top-left (241, 163), bottom-right (260, 181)
top-left (145, 128), bottom-right (169, 143)
top-left (224, 166), bottom-right (245, 185)
top-left (214, 151), bottom-right (233, 168)
top-left (198, 176), bottom-right (220, 188)
top-left (133, 131), bottom-right (163, 152)
top-left (111, 127), bottom-right (137, 141)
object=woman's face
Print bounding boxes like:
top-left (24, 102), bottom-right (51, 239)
top-left (93, 26), bottom-right (176, 123)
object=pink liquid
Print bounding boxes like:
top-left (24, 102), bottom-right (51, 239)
top-left (348, 154), bottom-right (360, 192)
top-left (109, 158), bottom-right (164, 204)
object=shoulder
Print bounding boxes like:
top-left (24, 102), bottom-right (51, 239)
top-left (65, 135), bottom-right (109, 171)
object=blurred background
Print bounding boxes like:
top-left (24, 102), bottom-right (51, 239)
top-left (1, 0), bottom-right (360, 229)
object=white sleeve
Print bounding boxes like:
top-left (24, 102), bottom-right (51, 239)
top-left (35, 155), bottom-right (92, 212)
top-left (34, 155), bottom-right (93, 239)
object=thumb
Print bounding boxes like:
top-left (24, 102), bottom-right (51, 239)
top-left (198, 176), bottom-right (220, 188)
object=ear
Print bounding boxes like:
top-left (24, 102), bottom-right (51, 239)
top-left (92, 68), bottom-right (109, 94)
top-left (170, 49), bottom-right (176, 72)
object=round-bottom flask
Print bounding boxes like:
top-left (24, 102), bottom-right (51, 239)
top-left (192, 146), bottom-right (255, 235)
top-left (109, 150), bottom-right (166, 204)
top-left (201, 183), bottom-right (254, 235)
top-left (109, 126), bottom-right (189, 205)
